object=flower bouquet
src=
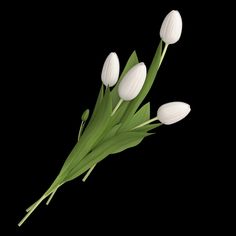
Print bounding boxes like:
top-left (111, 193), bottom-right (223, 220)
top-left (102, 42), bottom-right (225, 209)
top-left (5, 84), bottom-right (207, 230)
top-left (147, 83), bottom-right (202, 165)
top-left (18, 10), bottom-right (190, 226)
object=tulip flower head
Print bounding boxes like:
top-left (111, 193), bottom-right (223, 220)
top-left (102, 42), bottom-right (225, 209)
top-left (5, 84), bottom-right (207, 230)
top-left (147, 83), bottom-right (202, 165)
top-left (157, 102), bottom-right (191, 125)
top-left (101, 52), bottom-right (120, 87)
top-left (160, 10), bottom-right (182, 44)
top-left (118, 62), bottom-right (147, 101)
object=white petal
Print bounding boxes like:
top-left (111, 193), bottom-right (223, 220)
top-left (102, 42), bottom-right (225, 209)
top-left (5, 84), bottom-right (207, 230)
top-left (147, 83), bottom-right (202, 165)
top-left (157, 102), bottom-right (191, 125)
top-left (101, 52), bottom-right (120, 87)
top-left (160, 10), bottom-right (182, 44)
top-left (118, 63), bottom-right (147, 101)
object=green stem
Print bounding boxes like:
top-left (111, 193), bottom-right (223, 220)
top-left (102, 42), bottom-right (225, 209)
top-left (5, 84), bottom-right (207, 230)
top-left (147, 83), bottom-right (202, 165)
top-left (82, 163), bottom-right (97, 182)
top-left (25, 188), bottom-right (56, 211)
top-left (111, 99), bottom-right (123, 116)
top-left (26, 202), bottom-right (37, 212)
top-left (18, 195), bottom-right (47, 227)
top-left (46, 186), bottom-right (59, 205)
top-left (132, 117), bottom-right (159, 130)
top-left (159, 43), bottom-right (169, 66)
top-left (19, 178), bottom-right (64, 226)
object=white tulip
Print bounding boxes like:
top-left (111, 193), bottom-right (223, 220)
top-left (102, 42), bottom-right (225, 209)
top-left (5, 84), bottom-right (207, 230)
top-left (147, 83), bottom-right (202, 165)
top-left (101, 52), bottom-right (120, 87)
top-left (157, 102), bottom-right (191, 125)
top-left (160, 10), bottom-right (182, 44)
top-left (118, 63), bottom-right (147, 101)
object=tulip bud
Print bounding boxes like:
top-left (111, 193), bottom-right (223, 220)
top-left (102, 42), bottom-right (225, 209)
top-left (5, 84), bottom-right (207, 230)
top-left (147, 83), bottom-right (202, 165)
top-left (160, 10), bottom-right (182, 44)
top-left (81, 109), bottom-right (90, 122)
top-left (101, 52), bottom-right (120, 87)
top-left (157, 102), bottom-right (191, 125)
top-left (118, 63), bottom-right (147, 101)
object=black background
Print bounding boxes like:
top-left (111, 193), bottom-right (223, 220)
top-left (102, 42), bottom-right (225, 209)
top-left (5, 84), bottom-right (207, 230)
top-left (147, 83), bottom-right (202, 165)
top-left (2, 1), bottom-right (222, 235)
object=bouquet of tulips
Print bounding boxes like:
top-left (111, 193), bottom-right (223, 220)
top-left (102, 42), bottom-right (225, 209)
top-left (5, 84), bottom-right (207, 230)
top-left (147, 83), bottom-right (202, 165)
top-left (18, 10), bottom-right (191, 226)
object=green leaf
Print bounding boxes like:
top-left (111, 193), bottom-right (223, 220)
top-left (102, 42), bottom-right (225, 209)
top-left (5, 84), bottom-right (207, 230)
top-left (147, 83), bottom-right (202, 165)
top-left (95, 123), bottom-right (121, 146)
top-left (65, 131), bottom-right (150, 182)
top-left (90, 84), bottom-right (104, 122)
top-left (120, 40), bottom-right (163, 123)
top-left (118, 102), bottom-right (150, 132)
top-left (135, 123), bottom-right (162, 133)
top-left (104, 124), bottom-right (121, 140)
top-left (111, 51), bottom-right (139, 108)
top-left (111, 132), bottom-right (152, 154)
top-left (58, 88), bottom-right (112, 177)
